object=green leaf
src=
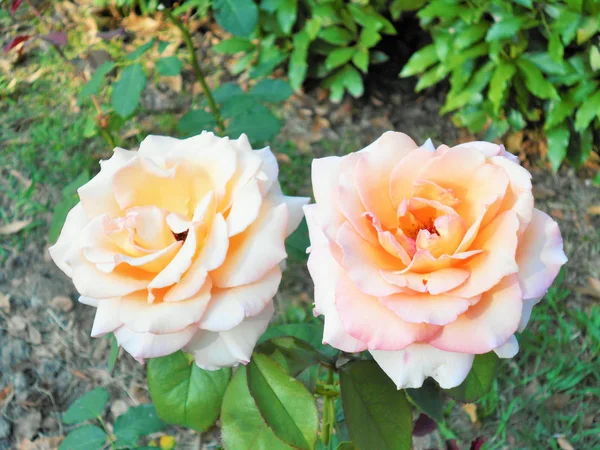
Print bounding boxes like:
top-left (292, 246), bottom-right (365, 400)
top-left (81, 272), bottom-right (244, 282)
top-left (155, 56), bottom-right (182, 76)
top-left (114, 404), bottom-right (165, 445)
top-left (399, 44), bottom-right (438, 77)
top-left (576, 16), bottom-right (598, 44)
top-left (352, 48), bottom-right (369, 73)
top-left (259, 323), bottom-right (339, 359)
top-left (289, 31), bottom-right (309, 91)
top-left (446, 352), bottom-right (499, 402)
top-left (528, 52), bottom-right (567, 75)
top-left (516, 60), bottom-right (559, 100)
top-left (257, 336), bottom-right (323, 376)
top-left (454, 23), bottom-right (488, 51)
top-left (405, 379), bottom-right (443, 422)
top-left (213, 0), bottom-right (258, 37)
top-left (227, 103), bottom-right (281, 143)
top-left (126, 38), bottom-right (155, 61)
top-left (337, 443), bottom-right (357, 450)
top-left (247, 353), bottom-right (318, 450)
top-left (489, 62), bottom-right (516, 113)
top-left (415, 64), bottom-right (448, 92)
top-left (108, 333), bottom-right (118, 373)
top-left (325, 48), bottom-right (355, 71)
top-left (178, 109), bottom-right (217, 136)
top-left (158, 40), bottom-right (169, 54)
top-left (250, 52), bottom-right (287, 79)
top-left (277, 0), bottom-right (297, 35)
top-left (59, 425), bottom-right (106, 450)
top-left (548, 33), bottom-right (564, 62)
top-left (221, 367), bottom-right (293, 450)
top-left (340, 360), bottom-right (412, 450)
top-left (212, 82), bottom-right (245, 104)
top-left (319, 26), bottom-right (353, 45)
top-left (590, 46), bottom-right (600, 71)
top-left (79, 61), bottom-right (114, 103)
top-left (508, 109), bottom-right (526, 130)
top-left (232, 51), bottom-right (256, 75)
top-left (574, 91), bottom-right (600, 132)
top-left (214, 37), bottom-right (255, 54)
top-left (359, 28), bottom-right (381, 48)
top-left (545, 99), bottom-right (575, 130)
top-left (250, 79), bottom-right (293, 102)
top-left (221, 95), bottom-right (257, 118)
top-left (111, 63), bottom-right (146, 118)
top-left (63, 388), bottom-right (109, 425)
top-left (546, 125), bottom-right (570, 172)
top-left (575, 128), bottom-right (593, 167)
top-left (486, 17), bottom-right (522, 42)
top-left (147, 351), bottom-right (231, 432)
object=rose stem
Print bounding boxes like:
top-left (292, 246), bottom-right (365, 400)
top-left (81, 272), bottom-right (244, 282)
top-left (164, 9), bottom-right (225, 134)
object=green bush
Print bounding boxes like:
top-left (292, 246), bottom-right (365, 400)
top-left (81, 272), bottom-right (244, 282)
top-left (401, 0), bottom-right (600, 170)
top-left (212, 0), bottom-right (426, 102)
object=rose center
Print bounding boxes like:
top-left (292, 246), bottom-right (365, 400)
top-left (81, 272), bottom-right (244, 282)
top-left (405, 217), bottom-right (439, 239)
top-left (173, 230), bottom-right (188, 242)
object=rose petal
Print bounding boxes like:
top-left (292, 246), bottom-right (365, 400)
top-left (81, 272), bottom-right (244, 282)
top-left (448, 210), bottom-right (520, 299)
top-left (148, 224), bottom-right (198, 294)
top-left (164, 213), bottom-right (228, 302)
top-left (69, 254), bottom-right (151, 299)
top-left (356, 132), bottom-right (418, 229)
top-left (389, 148), bottom-right (436, 206)
top-left (91, 297), bottom-right (122, 337)
top-left (311, 156), bottom-right (345, 241)
top-left (198, 267), bottom-right (281, 331)
top-left (335, 274), bottom-right (440, 351)
top-left (493, 335), bottom-right (519, 358)
top-left (48, 203), bottom-right (89, 277)
top-left (185, 303), bottom-right (274, 370)
top-left (516, 209), bottom-right (567, 300)
top-left (338, 153), bottom-right (379, 245)
top-left (337, 222), bottom-right (404, 297)
top-left (211, 202), bottom-right (288, 288)
top-left (371, 344), bottom-right (474, 389)
top-left (380, 268), bottom-right (470, 296)
top-left (119, 279), bottom-right (212, 333)
top-left (78, 148), bottom-right (136, 218)
top-left (115, 324), bottom-right (197, 363)
top-left (305, 205), bottom-right (368, 352)
top-left (226, 179), bottom-right (263, 237)
top-left (112, 156), bottom-right (190, 215)
top-left (490, 156), bottom-right (533, 234)
top-left (518, 296), bottom-right (542, 332)
top-left (379, 291), bottom-right (477, 326)
top-left (138, 134), bottom-right (182, 157)
top-left (282, 195), bottom-right (311, 237)
top-left (429, 275), bottom-right (522, 354)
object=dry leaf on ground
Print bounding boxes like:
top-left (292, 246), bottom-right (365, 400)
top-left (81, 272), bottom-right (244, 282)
top-left (462, 403), bottom-right (478, 423)
top-left (0, 219), bottom-right (32, 235)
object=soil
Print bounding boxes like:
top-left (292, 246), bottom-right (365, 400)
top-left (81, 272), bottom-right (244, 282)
top-left (2, 20), bottom-right (600, 450)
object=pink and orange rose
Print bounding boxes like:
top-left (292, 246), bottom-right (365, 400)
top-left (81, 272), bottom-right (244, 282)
top-left (305, 132), bottom-right (567, 388)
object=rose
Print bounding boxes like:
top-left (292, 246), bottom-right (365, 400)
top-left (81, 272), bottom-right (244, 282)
top-left (305, 132), bottom-right (567, 389)
top-left (50, 132), bottom-right (309, 369)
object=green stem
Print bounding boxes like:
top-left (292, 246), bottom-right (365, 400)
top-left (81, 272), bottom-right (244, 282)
top-left (320, 365), bottom-right (336, 447)
top-left (97, 416), bottom-right (116, 450)
top-left (164, 10), bottom-right (225, 133)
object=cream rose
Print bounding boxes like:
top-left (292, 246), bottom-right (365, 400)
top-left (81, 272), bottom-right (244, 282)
top-left (305, 132), bottom-right (567, 389)
top-left (49, 132), bottom-right (309, 369)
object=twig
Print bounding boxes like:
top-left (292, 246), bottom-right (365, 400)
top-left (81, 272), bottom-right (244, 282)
top-left (164, 9), bottom-right (225, 133)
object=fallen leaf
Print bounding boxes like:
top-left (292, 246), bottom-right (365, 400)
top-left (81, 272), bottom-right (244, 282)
top-left (462, 403), bottom-right (478, 423)
top-left (551, 209), bottom-right (564, 220)
top-left (532, 185), bottom-right (556, 199)
top-left (160, 74), bottom-right (182, 93)
top-left (0, 385), bottom-right (13, 403)
top-left (556, 436), bottom-right (575, 450)
top-left (50, 295), bottom-right (73, 312)
top-left (275, 153), bottom-right (291, 164)
top-left (0, 219), bottom-right (32, 235)
top-left (18, 436), bottom-right (63, 450)
top-left (70, 369), bottom-right (88, 380)
top-left (588, 205), bottom-right (600, 216)
top-left (505, 131), bottom-right (524, 153)
top-left (0, 293), bottom-right (10, 313)
top-left (545, 393), bottom-right (571, 410)
top-left (25, 68), bottom-right (47, 83)
top-left (28, 325), bottom-right (42, 345)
